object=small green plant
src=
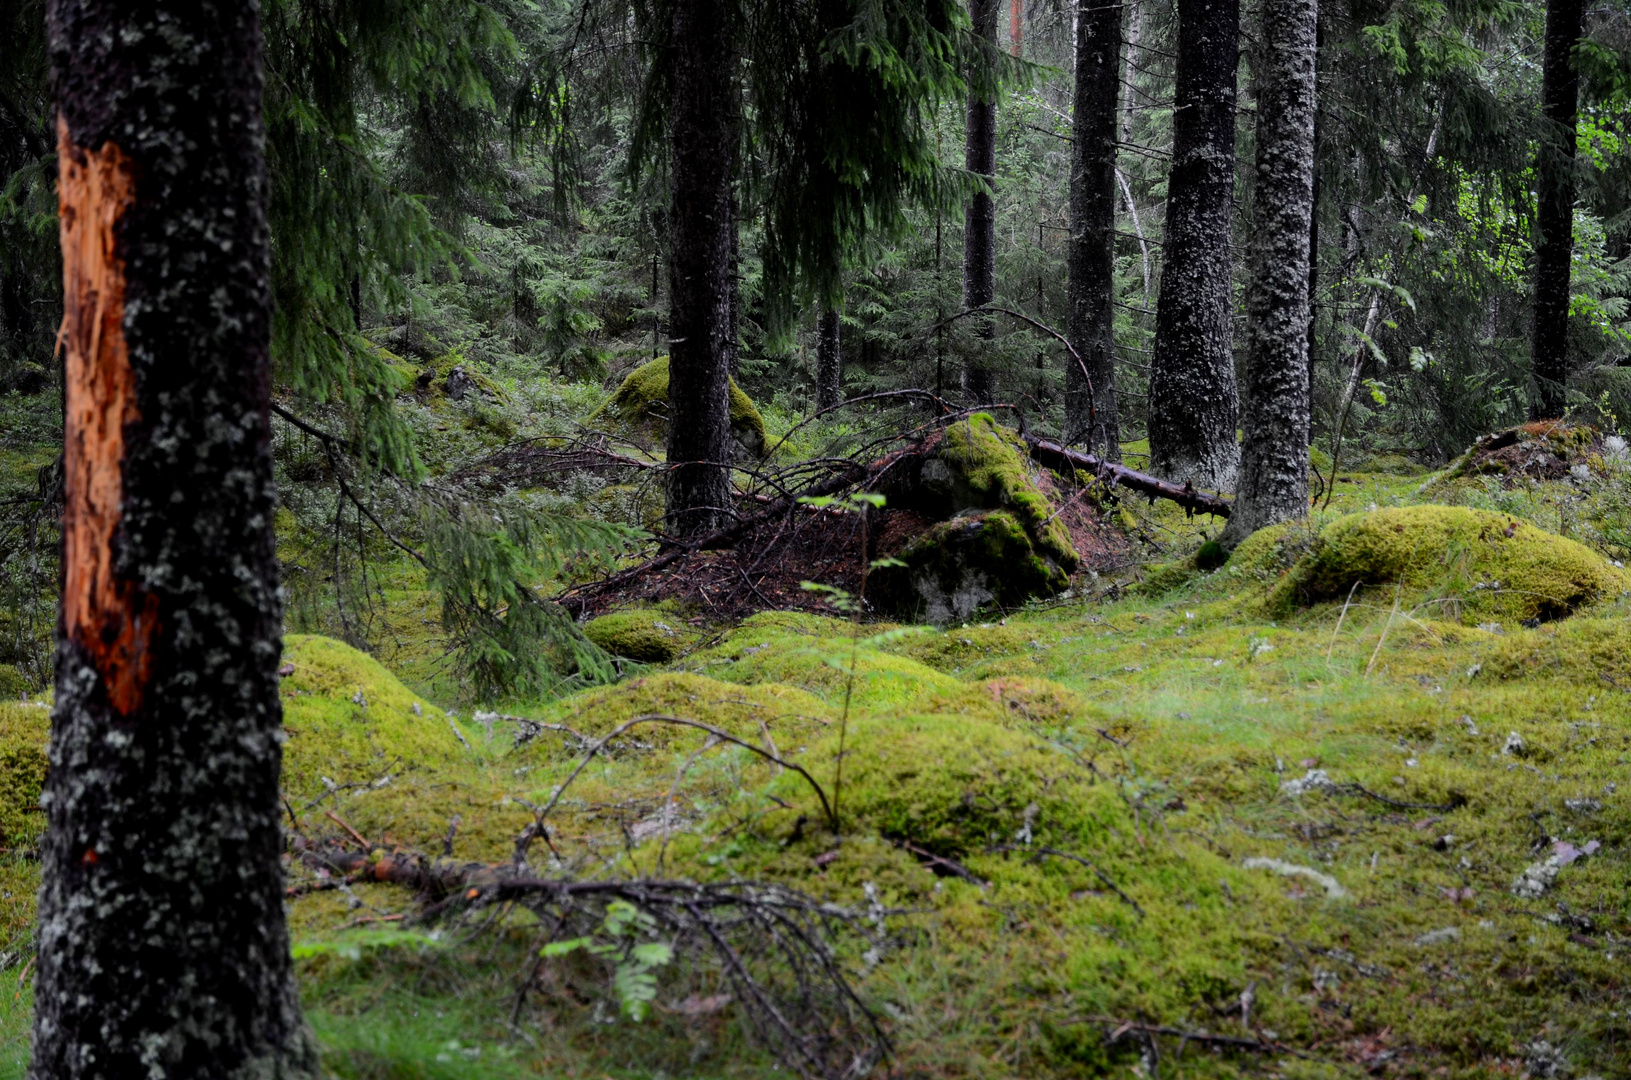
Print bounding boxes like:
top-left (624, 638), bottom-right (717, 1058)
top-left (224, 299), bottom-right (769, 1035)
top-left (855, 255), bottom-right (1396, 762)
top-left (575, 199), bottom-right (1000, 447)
top-left (541, 900), bottom-right (674, 1021)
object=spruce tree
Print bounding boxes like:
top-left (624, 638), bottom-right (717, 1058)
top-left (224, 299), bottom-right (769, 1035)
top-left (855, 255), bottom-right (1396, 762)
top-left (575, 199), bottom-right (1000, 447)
top-left (1146, 0), bottom-right (1241, 491)
top-left (662, 0), bottom-right (737, 536)
top-left (33, 0), bottom-right (317, 1075)
top-left (817, 307), bottom-right (843, 410)
top-left (1532, 0), bottom-right (1584, 419)
top-left (962, 0), bottom-right (1000, 403)
top-left (1066, 0), bottom-right (1122, 454)
top-left (1223, 0), bottom-right (1318, 546)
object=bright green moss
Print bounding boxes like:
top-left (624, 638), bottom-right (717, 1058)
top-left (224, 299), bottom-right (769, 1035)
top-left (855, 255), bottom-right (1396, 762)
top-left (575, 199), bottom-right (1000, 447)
top-left (0, 703), bottom-right (47, 854)
top-left (0, 665), bottom-right (29, 699)
top-left (526, 670), bottom-right (833, 753)
top-left (586, 357), bottom-right (767, 457)
top-left (1266, 505), bottom-right (1630, 622)
top-left (1483, 617), bottom-right (1631, 682)
top-left (580, 609), bottom-right (698, 663)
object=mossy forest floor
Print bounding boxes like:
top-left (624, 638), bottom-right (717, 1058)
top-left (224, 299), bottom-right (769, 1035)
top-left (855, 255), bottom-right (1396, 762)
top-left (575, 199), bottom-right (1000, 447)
top-left (4, 446), bottom-right (1631, 1079)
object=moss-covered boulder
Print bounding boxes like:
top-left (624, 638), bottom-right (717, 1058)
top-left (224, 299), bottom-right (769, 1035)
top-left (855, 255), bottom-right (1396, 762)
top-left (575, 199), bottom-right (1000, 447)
top-left (587, 357), bottom-right (767, 458)
top-left (871, 414), bottom-right (1080, 622)
top-left (871, 511), bottom-right (1070, 623)
top-left (1266, 505), bottom-right (1630, 623)
top-left (582, 608), bottom-right (700, 663)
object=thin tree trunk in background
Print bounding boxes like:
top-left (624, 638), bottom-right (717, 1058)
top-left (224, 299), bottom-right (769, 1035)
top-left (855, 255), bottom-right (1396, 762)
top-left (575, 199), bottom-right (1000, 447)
top-left (1066, 0), bottom-right (1122, 456)
top-left (817, 308), bottom-right (842, 409)
top-left (1223, 0), bottom-right (1317, 546)
top-left (1147, 0), bottom-right (1241, 492)
top-left (665, 0), bottom-right (735, 535)
top-left (1011, 0), bottom-right (1023, 53)
top-left (1531, 0), bottom-right (1583, 420)
top-left (35, 0), bottom-right (318, 1075)
top-left (962, 0), bottom-right (999, 403)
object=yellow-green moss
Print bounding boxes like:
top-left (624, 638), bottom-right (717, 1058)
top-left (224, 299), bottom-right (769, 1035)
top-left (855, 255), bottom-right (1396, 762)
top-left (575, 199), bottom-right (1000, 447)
top-left (0, 664), bottom-right (30, 699)
top-left (1266, 505), bottom-right (1630, 622)
top-left (581, 609), bottom-right (699, 663)
top-left (0, 703), bottom-right (47, 854)
top-left (527, 671), bottom-right (833, 753)
top-left (587, 357), bottom-right (767, 457)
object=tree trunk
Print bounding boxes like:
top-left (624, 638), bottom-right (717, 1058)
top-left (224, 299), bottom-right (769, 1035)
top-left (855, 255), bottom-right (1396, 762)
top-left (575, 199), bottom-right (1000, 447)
top-left (1221, 0), bottom-right (1317, 547)
top-left (1146, 0), bottom-right (1241, 492)
top-left (34, 1), bottom-right (318, 1076)
top-left (817, 308), bottom-right (842, 410)
top-left (665, 0), bottom-right (736, 536)
top-left (1066, 0), bottom-right (1122, 457)
top-left (1531, 0), bottom-right (1583, 420)
top-left (962, 0), bottom-right (999, 404)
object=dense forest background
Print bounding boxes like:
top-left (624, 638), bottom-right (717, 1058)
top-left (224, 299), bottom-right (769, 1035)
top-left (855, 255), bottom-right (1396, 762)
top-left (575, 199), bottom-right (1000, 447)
top-left (7, 0), bottom-right (1631, 694)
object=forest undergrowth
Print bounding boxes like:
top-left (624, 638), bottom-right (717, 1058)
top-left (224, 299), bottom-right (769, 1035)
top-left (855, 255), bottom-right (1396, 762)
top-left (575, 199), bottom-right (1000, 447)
top-left (5, 399), bottom-right (1631, 1078)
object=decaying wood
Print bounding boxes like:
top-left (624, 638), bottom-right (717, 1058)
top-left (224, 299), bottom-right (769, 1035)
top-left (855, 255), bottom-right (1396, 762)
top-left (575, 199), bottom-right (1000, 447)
top-left (1023, 434), bottom-right (1232, 518)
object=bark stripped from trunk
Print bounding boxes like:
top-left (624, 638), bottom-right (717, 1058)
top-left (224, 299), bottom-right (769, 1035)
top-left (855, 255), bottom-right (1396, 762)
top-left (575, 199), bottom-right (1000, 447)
top-left (56, 124), bottom-right (158, 719)
top-left (1066, 0), bottom-right (1122, 458)
top-left (1222, 0), bottom-right (1317, 546)
top-left (665, 0), bottom-right (736, 536)
top-left (962, 0), bottom-right (999, 404)
top-left (1531, 0), bottom-right (1583, 420)
top-left (1147, 0), bottom-right (1241, 492)
top-left (817, 308), bottom-right (842, 410)
top-left (36, 1), bottom-right (316, 1076)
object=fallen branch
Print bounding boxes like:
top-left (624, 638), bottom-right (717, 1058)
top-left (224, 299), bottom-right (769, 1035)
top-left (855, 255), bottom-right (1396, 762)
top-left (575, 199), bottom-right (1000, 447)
top-left (1079, 1016), bottom-right (1308, 1057)
top-left (1023, 435), bottom-right (1232, 519)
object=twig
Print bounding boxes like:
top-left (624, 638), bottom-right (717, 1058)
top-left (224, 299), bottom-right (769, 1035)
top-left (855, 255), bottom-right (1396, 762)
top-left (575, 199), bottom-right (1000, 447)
top-left (896, 841), bottom-right (989, 886)
top-left (324, 809), bottom-right (372, 849)
top-left (1337, 783), bottom-right (1465, 813)
top-left (1364, 582), bottom-right (1402, 676)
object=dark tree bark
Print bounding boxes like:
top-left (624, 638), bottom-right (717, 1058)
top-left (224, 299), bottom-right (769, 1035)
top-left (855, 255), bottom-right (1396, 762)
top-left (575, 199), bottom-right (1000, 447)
top-left (35, 1), bottom-right (318, 1076)
top-left (1066, 0), bottom-right (1122, 457)
top-left (962, 0), bottom-right (999, 403)
top-left (665, 0), bottom-right (736, 536)
top-left (1222, 0), bottom-right (1317, 546)
top-left (1532, 0), bottom-right (1584, 420)
top-left (817, 307), bottom-right (842, 410)
top-left (1147, 0), bottom-right (1241, 492)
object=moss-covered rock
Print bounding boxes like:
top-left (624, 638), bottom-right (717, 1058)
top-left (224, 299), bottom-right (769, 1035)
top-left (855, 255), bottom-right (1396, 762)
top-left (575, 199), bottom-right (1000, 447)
top-left (871, 510), bottom-right (1070, 623)
top-left (0, 702), bottom-right (47, 853)
top-left (1266, 505), bottom-right (1630, 622)
top-left (587, 357), bottom-right (767, 458)
top-left (871, 415), bottom-right (1080, 621)
top-left (921, 413), bottom-right (1076, 569)
top-left (581, 609), bottom-right (699, 663)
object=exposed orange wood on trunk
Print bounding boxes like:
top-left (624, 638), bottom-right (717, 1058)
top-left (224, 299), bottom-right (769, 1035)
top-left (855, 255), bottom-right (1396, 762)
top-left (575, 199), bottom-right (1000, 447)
top-left (1010, 0), bottom-right (1022, 53)
top-left (56, 117), bottom-right (157, 717)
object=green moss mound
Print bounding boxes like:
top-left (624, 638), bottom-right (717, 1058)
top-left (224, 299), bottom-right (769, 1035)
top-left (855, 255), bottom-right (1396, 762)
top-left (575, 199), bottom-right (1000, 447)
top-left (280, 634), bottom-right (468, 796)
top-left (779, 713), bottom-right (1124, 858)
top-left (0, 702), bottom-right (47, 853)
top-left (527, 671), bottom-right (833, 753)
top-left (1266, 505), bottom-right (1630, 622)
top-left (587, 357), bottom-right (767, 457)
top-left (581, 609), bottom-right (698, 663)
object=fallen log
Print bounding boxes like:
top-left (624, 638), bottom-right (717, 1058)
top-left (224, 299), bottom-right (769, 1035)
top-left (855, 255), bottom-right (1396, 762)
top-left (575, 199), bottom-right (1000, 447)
top-left (1023, 435), bottom-right (1232, 519)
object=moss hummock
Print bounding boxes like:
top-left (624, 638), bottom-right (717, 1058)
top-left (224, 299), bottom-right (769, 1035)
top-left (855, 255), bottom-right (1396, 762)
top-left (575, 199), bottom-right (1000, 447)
top-left (581, 609), bottom-right (700, 663)
top-left (1267, 504), bottom-right (1630, 622)
top-left (587, 357), bottom-right (767, 458)
top-left (0, 702), bottom-right (47, 855)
